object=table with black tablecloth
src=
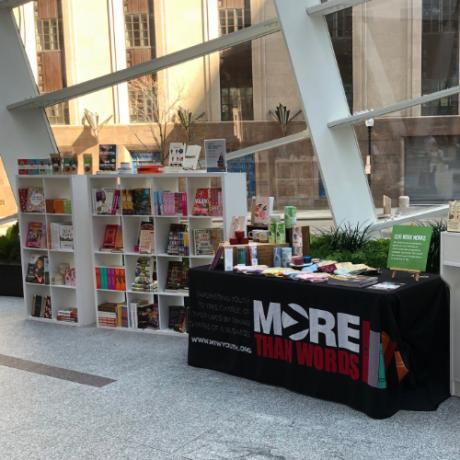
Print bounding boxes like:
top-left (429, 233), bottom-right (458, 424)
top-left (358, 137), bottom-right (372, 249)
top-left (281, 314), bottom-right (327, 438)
top-left (187, 267), bottom-right (450, 419)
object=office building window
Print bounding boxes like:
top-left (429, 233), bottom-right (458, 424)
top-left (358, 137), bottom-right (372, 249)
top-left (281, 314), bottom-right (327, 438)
top-left (219, 3), bottom-right (250, 35)
top-left (36, 18), bottom-right (60, 51)
top-left (218, 0), bottom-right (253, 121)
top-left (46, 102), bottom-right (69, 125)
top-left (326, 7), bottom-right (353, 110)
top-left (125, 13), bottom-right (151, 48)
top-left (128, 86), bottom-right (155, 123)
top-left (422, 0), bottom-right (459, 115)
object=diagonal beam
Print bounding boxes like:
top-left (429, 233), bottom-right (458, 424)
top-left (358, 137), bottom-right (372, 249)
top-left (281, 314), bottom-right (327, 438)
top-left (329, 84), bottom-right (460, 128)
top-left (0, 0), bottom-right (32, 9)
top-left (371, 205), bottom-right (448, 231)
top-left (307, 0), bottom-right (373, 16)
top-left (8, 18), bottom-right (280, 111)
top-left (227, 130), bottom-right (309, 161)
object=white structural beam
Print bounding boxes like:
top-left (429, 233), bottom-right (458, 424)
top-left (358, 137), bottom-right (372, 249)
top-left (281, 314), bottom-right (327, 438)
top-left (0, 0), bottom-right (31, 9)
top-left (0, 9), bottom-right (56, 196)
top-left (307, 0), bottom-right (373, 16)
top-left (227, 130), bottom-right (309, 161)
top-left (329, 85), bottom-right (460, 128)
top-left (8, 18), bottom-right (280, 111)
top-left (274, 0), bottom-right (376, 226)
top-left (371, 205), bottom-right (448, 231)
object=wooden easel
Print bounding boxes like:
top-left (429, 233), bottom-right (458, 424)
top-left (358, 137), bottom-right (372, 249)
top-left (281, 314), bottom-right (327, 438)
top-left (391, 268), bottom-right (421, 282)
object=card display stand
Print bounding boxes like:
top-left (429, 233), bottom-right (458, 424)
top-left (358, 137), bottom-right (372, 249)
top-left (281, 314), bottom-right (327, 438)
top-left (89, 172), bottom-right (247, 335)
top-left (16, 175), bottom-right (95, 326)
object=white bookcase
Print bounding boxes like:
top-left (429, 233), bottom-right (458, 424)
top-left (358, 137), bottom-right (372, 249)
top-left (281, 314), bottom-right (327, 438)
top-left (88, 172), bottom-right (246, 335)
top-left (16, 175), bottom-right (95, 326)
top-left (441, 231), bottom-right (460, 396)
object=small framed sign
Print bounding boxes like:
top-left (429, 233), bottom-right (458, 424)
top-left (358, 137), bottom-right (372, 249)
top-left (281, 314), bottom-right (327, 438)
top-left (204, 139), bottom-right (227, 172)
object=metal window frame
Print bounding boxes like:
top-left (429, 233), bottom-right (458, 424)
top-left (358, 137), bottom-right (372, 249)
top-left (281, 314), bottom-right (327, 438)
top-left (3, 0), bottom-right (454, 227)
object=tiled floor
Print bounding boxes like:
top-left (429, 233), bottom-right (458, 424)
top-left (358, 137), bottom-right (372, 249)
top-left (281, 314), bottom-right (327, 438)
top-left (1, 297), bottom-right (460, 460)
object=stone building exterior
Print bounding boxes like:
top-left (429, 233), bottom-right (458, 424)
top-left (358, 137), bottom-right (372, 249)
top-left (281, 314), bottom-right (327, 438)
top-left (1, 0), bottom-right (458, 217)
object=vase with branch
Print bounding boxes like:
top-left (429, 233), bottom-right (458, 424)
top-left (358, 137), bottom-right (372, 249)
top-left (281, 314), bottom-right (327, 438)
top-left (177, 107), bottom-right (205, 144)
top-left (269, 103), bottom-right (302, 137)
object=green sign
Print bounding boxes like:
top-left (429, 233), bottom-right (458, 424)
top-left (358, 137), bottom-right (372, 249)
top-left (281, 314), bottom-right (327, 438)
top-left (387, 225), bottom-right (433, 272)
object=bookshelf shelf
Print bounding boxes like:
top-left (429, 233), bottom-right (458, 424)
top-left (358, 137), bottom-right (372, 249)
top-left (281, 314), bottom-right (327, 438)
top-left (88, 172), bottom-right (247, 335)
top-left (17, 175), bottom-right (95, 326)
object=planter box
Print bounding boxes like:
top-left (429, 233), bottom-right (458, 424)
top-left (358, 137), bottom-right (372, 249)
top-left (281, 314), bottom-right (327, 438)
top-left (0, 264), bottom-right (23, 297)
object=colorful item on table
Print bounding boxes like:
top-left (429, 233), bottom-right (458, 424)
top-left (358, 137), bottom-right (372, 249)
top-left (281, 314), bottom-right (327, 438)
top-left (262, 267), bottom-right (297, 278)
top-left (284, 206), bottom-right (297, 229)
top-left (281, 247), bottom-right (292, 268)
top-left (233, 265), bottom-right (268, 274)
top-left (275, 222), bottom-right (286, 244)
top-left (273, 247), bottom-right (282, 267)
top-left (301, 264), bottom-right (318, 273)
top-left (317, 261), bottom-right (337, 273)
top-left (249, 243), bottom-right (258, 266)
top-left (296, 273), bottom-right (329, 283)
top-left (237, 247), bottom-right (247, 265)
top-left (291, 255), bottom-right (304, 266)
top-left (224, 247), bottom-right (233, 272)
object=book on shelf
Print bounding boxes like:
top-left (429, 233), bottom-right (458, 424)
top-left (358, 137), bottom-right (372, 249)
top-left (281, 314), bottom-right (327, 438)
top-left (204, 139), bottom-right (227, 172)
top-left (31, 294), bottom-right (52, 319)
top-left (97, 302), bottom-right (128, 328)
top-left (52, 262), bottom-right (76, 286)
top-left (121, 188), bottom-right (151, 215)
top-left (137, 302), bottom-right (159, 329)
top-left (209, 244), bottom-right (225, 270)
top-left (57, 308), bottom-right (78, 323)
top-left (193, 228), bottom-right (223, 255)
top-left (48, 222), bottom-right (73, 250)
top-left (25, 254), bottom-right (49, 284)
top-left (166, 223), bottom-right (189, 256)
top-left (18, 188), bottom-right (28, 212)
top-left (168, 305), bottom-right (187, 333)
top-left (63, 153), bottom-right (77, 174)
top-left (251, 196), bottom-right (274, 226)
top-left (192, 188), bottom-right (222, 216)
top-left (131, 257), bottom-right (156, 292)
top-left (95, 267), bottom-right (126, 290)
top-left (99, 144), bottom-right (117, 172)
top-left (93, 188), bottom-right (120, 215)
top-left (101, 224), bottom-right (123, 252)
top-left (22, 187), bottom-right (45, 213)
top-left (25, 222), bottom-right (46, 248)
top-left (45, 198), bottom-right (72, 214)
top-left (137, 219), bottom-right (154, 254)
top-left (17, 159), bottom-right (52, 176)
top-left (182, 145), bottom-right (201, 170)
top-left (166, 260), bottom-right (189, 290)
top-left (154, 191), bottom-right (187, 216)
top-left (168, 142), bottom-right (186, 168)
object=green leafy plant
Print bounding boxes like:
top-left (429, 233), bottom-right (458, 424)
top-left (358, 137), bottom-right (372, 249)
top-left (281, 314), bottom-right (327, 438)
top-left (177, 107), bottom-right (205, 143)
top-left (269, 103), bottom-right (302, 137)
top-left (0, 222), bottom-right (20, 264)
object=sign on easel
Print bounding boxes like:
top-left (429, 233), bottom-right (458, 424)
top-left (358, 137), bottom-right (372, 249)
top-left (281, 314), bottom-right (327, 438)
top-left (387, 225), bottom-right (432, 281)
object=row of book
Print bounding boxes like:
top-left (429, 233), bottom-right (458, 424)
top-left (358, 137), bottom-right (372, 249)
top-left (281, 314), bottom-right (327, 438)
top-left (97, 301), bottom-right (186, 332)
top-left (154, 191), bottom-right (187, 216)
top-left (31, 294), bottom-right (52, 318)
top-left (97, 303), bottom-right (128, 328)
top-left (57, 308), bottom-right (78, 323)
top-left (18, 187), bottom-right (72, 214)
top-left (95, 267), bottom-right (126, 291)
top-left (93, 187), bottom-right (222, 217)
top-left (18, 159), bottom-right (53, 176)
top-left (25, 222), bottom-right (74, 250)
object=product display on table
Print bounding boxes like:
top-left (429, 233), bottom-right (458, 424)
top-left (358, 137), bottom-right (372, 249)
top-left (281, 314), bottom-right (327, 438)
top-left (188, 267), bottom-right (449, 419)
top-left (250, 196), bottom-right (274, 226)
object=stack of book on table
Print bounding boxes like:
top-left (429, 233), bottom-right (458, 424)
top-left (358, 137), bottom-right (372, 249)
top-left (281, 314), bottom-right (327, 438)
top-left (328, 274), bottom-right (378, 288)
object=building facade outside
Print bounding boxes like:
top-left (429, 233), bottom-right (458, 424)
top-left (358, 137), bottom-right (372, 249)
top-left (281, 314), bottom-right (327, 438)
top-left (1, 0), bottom-right (459, 218)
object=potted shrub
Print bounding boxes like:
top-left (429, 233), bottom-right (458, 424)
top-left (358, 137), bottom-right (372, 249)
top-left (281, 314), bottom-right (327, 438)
top-left (0, 222), bottom-right (23, 297)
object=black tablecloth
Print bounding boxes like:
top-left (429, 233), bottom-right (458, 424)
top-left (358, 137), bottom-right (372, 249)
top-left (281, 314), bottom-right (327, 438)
top-left (187, 267), bottom-right (450, 419)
